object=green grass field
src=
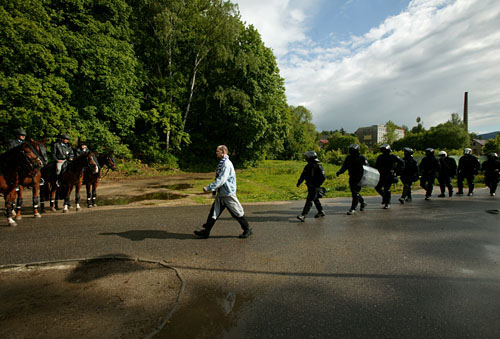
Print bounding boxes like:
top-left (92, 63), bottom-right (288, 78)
top-left (111, 159), bottom-right (485, 204)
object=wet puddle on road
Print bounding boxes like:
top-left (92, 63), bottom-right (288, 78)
top-left (147, 183), bottom-right (194, 190)
top-left (99, 192), bottom-right (188, 206)
top-left (157, 287), bottom-right (254, 338)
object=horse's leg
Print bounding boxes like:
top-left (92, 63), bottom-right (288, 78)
top-left (63, 185), bottom-right (73, 213)
top-left (86, 181), bottom-right (92, 208)
top-left (32, 178), bottom-right (41, 218)
top-left (75, 179), bottom-right (82, 211)
top-left (40, 179), bottom-right (47, 213)
top-left (5, 191), bottom-right (17, 226)
top-left (50, 185), bottom-right (57, 212)
top-left (92, 179), bottom-right (99, 207)
top-left (15, 186), bottom-right (23, 220)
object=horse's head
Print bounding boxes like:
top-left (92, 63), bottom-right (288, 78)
top-left (30, 138), bottom-right (49, 167)
top-left (103, 153), bottom-right (118, 171)
top-left (20, 142), bottom-right (43, 170)
top-left (87, 152), bottom-right (99, 175)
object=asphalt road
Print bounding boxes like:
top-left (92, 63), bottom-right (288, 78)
top-left (1, 189), bottom-right (500, 338)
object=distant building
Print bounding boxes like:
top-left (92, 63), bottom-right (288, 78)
top-left (355, 124), bottom-right (405, 148)
top-left (471, 139), bottom-right (486, 155)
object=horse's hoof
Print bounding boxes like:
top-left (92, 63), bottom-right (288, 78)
top-left (76, 207), bottom-right (81, 211)
top-left (63, 209), bottom-right (68, 213)
top-left (34, 213), bottom-right (42, 218)
top-left (8, 218), bottom-right (17, 227)
top-left (92, 204), bottom-right (97, 207)
top-left (15, 215), bottom-right (22, 221)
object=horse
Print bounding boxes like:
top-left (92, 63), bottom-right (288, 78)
top-left (46, 152), bottom-right (99, 213)
top-left (84, 153), bottom-right (117, 208)
top-left (13, 139), bottom-right (48, 220)
top-left (0, 142), bottom-right (43, 226)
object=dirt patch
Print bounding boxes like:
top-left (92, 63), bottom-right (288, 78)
top-left (0, 259), bottom-right (181, 339)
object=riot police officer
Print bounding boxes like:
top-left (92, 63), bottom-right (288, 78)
top-left (456, 148), bottom-right (480, 196)
top-left (437, 151), bottom-right (457, 197)
top-left (337, 144), bottom-right (368, 215)
top-left (7, 128), bottom-right (27, 149)
top-left (419, 148), bottom-right (440, 200)
top-left (482, 153), bottom-right (500, 196)
top-left (296, 151), bottom-right (326, 221)
top-left (374, 144), bottom-right (404, 209)
top-left (399, 147), bottom-right (419, 203)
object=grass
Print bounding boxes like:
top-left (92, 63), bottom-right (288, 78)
top-left (108, 159), bottom-right (486, 204)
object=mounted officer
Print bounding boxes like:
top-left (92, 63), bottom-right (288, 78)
top-left (7, 128), bottom-right (27, 149)
top-left (456, 148), bottom-right (480, 196)
top-left (74, 139), bottom-right (90, 157)
top-left (52, 134), bottom-right (74, 186)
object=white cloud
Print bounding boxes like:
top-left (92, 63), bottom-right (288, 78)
top-left (235, 0), bottom-right (500, 134)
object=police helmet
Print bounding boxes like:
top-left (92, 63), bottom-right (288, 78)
top-left (14, 128), bottom-right (26, 136)
top-left (488, 152), bottom-right (498, 159)
top-left (304, 150), bottom-right (319, 162)
top-left (380, 144), bottom-right (391, 153)
top-left (349, 143), bottom-right (360, 156)
top-left (425, 148), bottom-right (435, 156)
top-left (403, 147), bottom-right (414, 156)
top-left (78, 139), bottom-right (88, 146)
top-left (463, 148), bottom-right (472, 155)
top-left (61, 134), bottom-right (70, 140)
top-left (438, 151), bottom-right (447, 157)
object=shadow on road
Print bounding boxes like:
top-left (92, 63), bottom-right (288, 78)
top-left (99, 230), bottom-right (235, 241)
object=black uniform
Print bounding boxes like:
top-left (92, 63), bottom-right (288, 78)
top-left (419, 154), bottom-right (440, 199)
top-left (337, 153), bottom-right (368, 211)
top-left (52, 142), bottom-right (74, 161)
top-left (74, 146), bottom-right (90, 157)
top-left (375, 153), bottom-right (404, 206)
top-left (482, 157), bottom-right (500, 195)
top-left (297, 160), bottom-right (326, 217)
top-left (438, 156), bottom-right (457, 197)
top-left (400, 155), bottom-right (418, 202)
top-left (457, 155), bottom-right (480, 195)
top-left (6, 138), bottom-right (24, 150)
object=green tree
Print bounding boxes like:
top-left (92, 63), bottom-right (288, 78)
top-left (483, 134), bottom-right (500, 155)
top-left (384, 120), bottom-right (399, 145)
top-left (279, 106), bottom-right (317, 160)
top-left (326, 132), bottom-right (360, 154)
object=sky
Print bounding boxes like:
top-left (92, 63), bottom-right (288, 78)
top-left (233, 0), bottom-right (500, 134)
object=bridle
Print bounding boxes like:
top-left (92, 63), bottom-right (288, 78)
top-left (20, 143), bottom-right (43, 171)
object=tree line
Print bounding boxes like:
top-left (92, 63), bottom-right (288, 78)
top-left (0, 0), bottom-right (301, 167)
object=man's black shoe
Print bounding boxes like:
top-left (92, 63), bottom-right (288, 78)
top-left (314, 211), bottom-right (325, 218)
top-left (360, 202), bottom-right (367, 211)
top-left (438, 193), bottom-right (445, 197)
top-left (194, 229), bottom-right (210, 238)
top-left (239, 228), bottom-right (253, 239)
top-left (398, 198), bottom-right (405, 204)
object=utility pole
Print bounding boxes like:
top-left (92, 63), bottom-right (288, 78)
top-left (463, 92), bottom-right (468, 132)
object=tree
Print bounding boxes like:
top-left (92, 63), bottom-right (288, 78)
top-left (280, 106), bottom-right (317, 160)
top-left (384, 120), bottom-right (399, 145)
top-left (326, 132), bottom-right (360, 154)
top-left (483, 134), bottom-right (500, 155)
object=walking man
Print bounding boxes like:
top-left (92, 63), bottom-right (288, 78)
top-left (194, 145), bottom-right (252, 239)
top-left (399, 147), bottom-right (419, 203)
top-left (456, 148), bottom-right (481, 196)
top-left (419, 148), bottom-right (440, 200)
top-left (437, 151), bottom-right (457, 197)
top-left (482, 153), bottom-right (500, 196)
top-left (374, 144), bottom-right (404, 209)
top-left (296, 151), bottom-right (326, 221)
top-left (337, 144), bottom-right (368, 215)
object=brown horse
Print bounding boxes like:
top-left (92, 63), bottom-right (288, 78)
top-left (46, 152), bottom-right (99, 213)
top-left (13, 139), bottom-right (48, 220)
top-left (84, 153), bottom-right (117, 208)
top-left (0, 142), bottom-right (43, 226)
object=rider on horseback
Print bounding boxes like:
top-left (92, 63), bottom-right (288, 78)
top-left (7, 129), bottom-right (27, 149)
top-left (52, 134), bottom-right (74, 187)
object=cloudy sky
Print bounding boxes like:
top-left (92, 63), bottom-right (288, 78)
top-left (233, 0), bottom-right (500, 134)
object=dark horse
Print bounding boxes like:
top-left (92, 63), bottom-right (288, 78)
top-left (84, 153), bottom-right (117, 208)
top-left (44, 152), bottom-right (99, 213)
top-left (13, 139), bottom-right (48, 220)
top-left (0, 142), bottom-right (43, 226)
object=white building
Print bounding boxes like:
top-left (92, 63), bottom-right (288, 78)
top-left (355, 124), bottom-right (405, 148)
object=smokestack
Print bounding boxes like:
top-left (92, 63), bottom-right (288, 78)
top-left (463, 92), bottom-right (468, 132)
